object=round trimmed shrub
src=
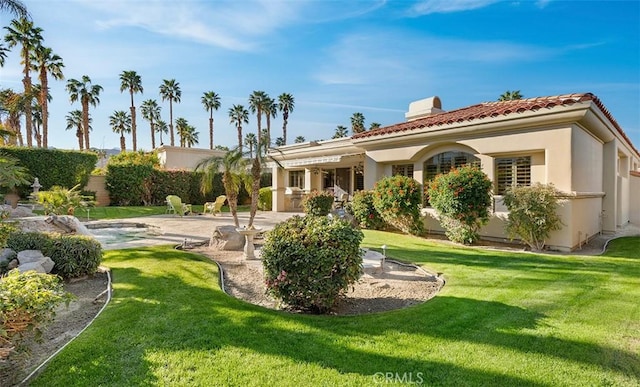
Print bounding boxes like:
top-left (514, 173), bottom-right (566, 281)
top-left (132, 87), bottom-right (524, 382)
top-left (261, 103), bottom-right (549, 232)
top-left (350, 190), bottom-right (386, 229)
top-left (262, 215), bottom-right (363, 313)
top-left (302, 190), bottom-right (334, 216)
top-left (427, 165), bottom-right (492, 244)
top-left (373, 175), bottom-right (423, 235)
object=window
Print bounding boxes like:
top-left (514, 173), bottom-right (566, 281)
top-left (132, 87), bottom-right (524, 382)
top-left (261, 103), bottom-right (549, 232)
top-left (422, 151), bottom-right (480, 207)
top-left (289, 170), bottom-right (305, 189)
top-left (392, 164), bottom-right (414, 177)
top-left (423, 151), bottom-right (480, 182)
top-left (495, 157), bottom-right (531, 194)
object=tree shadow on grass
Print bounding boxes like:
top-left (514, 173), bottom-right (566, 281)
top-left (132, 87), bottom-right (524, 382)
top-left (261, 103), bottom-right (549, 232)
top-left (33, 248), bottom-right (639, 386)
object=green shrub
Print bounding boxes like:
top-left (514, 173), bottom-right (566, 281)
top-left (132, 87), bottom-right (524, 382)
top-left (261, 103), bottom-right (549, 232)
top-left (350, 190), bottom-right (386, 229)
top-left (373, 175), bottom-right (423, 235)
top-left (427, 166), bottom-right (492, 244)
top-left (36, 184), bottom-right (93, 215)
top-left (0, 222), bottom-right (17, 248)
top-left (258, 187), bottom-right (272, 211)
top-left (502, 183), bottom-right (563, 251)
top-left (0, 147), bottom-right (96, 197)
top-left (302, 190), bottom-right (335, 216)
top-left (262, 216), bottom-right (363, 313)
top-left (0, 270), bottom-right (71, 366)
top-left (105, 163), bottom-right (154, 206)
top-left (6, 232), bottom-right (102, 279)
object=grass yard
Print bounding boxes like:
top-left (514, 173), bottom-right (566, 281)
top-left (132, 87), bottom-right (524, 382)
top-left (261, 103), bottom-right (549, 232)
top-left (31, 233), bottom-right (640, 386)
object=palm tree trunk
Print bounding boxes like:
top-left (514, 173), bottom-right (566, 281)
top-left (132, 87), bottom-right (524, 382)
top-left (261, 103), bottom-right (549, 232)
top-left (150, 121), bottom-right (156, 149)
top-left (282, 110), bottom-right (288, 145)
top-left (77, 126), bottom-right (83, 150)
top-left (82, 99), bottom-right (90, 150)
top-left (248, 157), bottom-right (261, 227)
top-left (23, 75), bottom-right (33, 147)
top-left (237, 125), bottom-right (242, 150)
top-left (209, 114), bottom-right (214, 150)
top-left (41, 72), bottom-right (49, 148)
top-left (169, 101), bottom-right (175, 146)
top-left (130, 102), bottom-right (137, 151)
top-left (120, 134), bottom-right (125, 152)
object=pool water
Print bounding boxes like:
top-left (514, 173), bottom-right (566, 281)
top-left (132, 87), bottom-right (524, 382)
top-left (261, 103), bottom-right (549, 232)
top-left (86, 223), bottom-right (160, 246)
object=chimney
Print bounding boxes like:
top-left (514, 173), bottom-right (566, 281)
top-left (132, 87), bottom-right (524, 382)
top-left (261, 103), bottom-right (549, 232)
top-left (405, 96), bottom-right (443, 121)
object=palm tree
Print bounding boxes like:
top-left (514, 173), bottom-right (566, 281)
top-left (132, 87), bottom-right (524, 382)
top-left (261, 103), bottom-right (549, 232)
top-left (4, 17), bottom-right (43, 147)
top-left (0, 43), bottom-right (8, 66)
top-left (65, 109), bottom-right (85, 150)
top-left (274, 137), bottom-right (285, 147)
top-left (0, 88), bottom-right (25, 145)
top-left (369, 122), bottom-right (381, 130)
top-left (244, 132), bottom-right (256, 159)
top-left (66, 75), bottom-right (102, 150)
top-left (31, 99), bottom-right (41, 146)
top-left (229, 104), bottom-right (249, 150)
top-left (155, 119), bottom-right (168, 146)
top-left (196, 148), bottom-right (247, 228)
top-left (350, 112), bottom-right (365, 134)
top-left (248, 90), bottom-right (268, 147)
top-left (498, 90), bottom-right (523, 101)
top-left (119, 70), bottom-right (143, 151)
top-left (201, 91), bottom-right (220, 150)
top-left (141, 99), bottom-right (161, 149)
top-left (0, 0), bottom-right (28, 17)
top-left (264, 96), bottom-right (277, 147)
top-left (278, 93), bottom-right (294, 145)
top-left (175, 117), bottom-right (189, 147)
top-left (294, 136), bottom-right (306, 143)
top-left (109, 110), bottom-right (131, 152)
top-left (31, 45), bottom-right (64, 148)
top-left (159, 79), bottom-right (181, 146)
top-left (332, 125), bottom-right (348, 139)
top-left (183, 124), bottom-right (198, 148)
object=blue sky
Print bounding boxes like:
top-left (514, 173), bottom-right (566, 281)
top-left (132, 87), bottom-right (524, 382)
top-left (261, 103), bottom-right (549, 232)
top-left (1, 0), bottom-right (639, 151)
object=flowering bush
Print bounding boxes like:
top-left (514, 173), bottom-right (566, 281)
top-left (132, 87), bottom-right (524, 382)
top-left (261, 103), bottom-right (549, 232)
top-left (427, 166), bottom-right (492, 244)
top-left (349, 190), bottom-right (386, 230)
top-left (301, 190), bottom-right (335, 216)
top-left (261, 215), bottom-right (363, 313)
top-left (502, 183), bottom-right (563, 251)
top-left (373, 175), bottom-right (423, 235)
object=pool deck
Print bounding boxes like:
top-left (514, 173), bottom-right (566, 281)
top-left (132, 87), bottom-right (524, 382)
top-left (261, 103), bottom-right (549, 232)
top-left (87, 211), bottom-right (303, 250)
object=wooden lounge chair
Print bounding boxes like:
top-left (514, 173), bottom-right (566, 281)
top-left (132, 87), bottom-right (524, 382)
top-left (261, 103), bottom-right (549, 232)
top-left (166, 195), bottom-right (192, 216)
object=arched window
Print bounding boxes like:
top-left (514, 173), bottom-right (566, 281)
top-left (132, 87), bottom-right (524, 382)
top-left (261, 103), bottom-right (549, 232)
top-left (423, 151), bottom-right (480, 205)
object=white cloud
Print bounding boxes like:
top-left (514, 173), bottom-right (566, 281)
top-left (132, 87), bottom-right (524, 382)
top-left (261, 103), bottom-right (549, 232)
top-left (409, 0), bottom-right (501, 15)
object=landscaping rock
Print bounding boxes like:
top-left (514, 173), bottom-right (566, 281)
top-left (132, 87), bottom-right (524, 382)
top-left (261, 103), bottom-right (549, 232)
top-left (1, 204), bottom-right (35, 218)
top-left (209, 225), bottom-right (245, 251)
top-left (7, 259), bottom-right (19, 270)
top-left (17, 250), bottom-right (45, 263)
top-left (40, 257), bottom-right (55, 273)
top-left (0, 248), bottom-right (16, 264)
top-left (16, 261), bottom-right (47, 273)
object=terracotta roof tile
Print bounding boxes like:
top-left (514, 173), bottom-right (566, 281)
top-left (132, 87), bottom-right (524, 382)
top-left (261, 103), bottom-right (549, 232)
top-left (352, 92), bottom-right (638, 156)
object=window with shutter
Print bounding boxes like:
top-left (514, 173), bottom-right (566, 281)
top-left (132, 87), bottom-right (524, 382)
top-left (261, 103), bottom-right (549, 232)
top-left (495, 156), bottom-right (531, 194)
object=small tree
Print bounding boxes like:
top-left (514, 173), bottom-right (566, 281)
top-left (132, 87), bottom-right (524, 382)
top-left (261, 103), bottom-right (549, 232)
top-left (349, 190), bottom-right (385, 230)
top-left (428, 166), bottom-right (492, 244)
top-left (502, 183), bottom-right (563, 251)
top-left (262, 215), bottom-right (363, 313)
top-left (373, 175), bottom-right (423, 235)
top-left (301, 190), bottom-right (334, 217)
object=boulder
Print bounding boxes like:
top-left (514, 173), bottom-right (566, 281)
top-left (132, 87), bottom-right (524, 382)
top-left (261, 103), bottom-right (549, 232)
top-left (16, 261), bottom-right (47, 273)
top-left (0, 248), bottom-right (16, 264)
top-left (7, 259), bottom-right (19, 270)
top-left (209, 225), bottom-right (245, 251)
top-left (40, 256), bottom-right (55, 273)
top-left (17, 249), bottom-right (45, 264)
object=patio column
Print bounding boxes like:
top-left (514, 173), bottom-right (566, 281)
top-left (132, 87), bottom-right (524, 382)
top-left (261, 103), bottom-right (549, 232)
top-left (363, 155), bottom-right (379, 190)
top-left (602, 140), bottom-right (617, 233)
top-left (272, 166), bottom-right (286, 212)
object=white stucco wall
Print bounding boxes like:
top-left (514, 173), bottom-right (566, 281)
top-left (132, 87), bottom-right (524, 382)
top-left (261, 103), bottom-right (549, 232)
top-left (630, 174), bottom-right (640, 225)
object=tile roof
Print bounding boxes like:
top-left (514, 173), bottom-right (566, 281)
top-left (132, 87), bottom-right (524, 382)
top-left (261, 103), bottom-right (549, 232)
top-left (352, 93), bottom-right (638, 156)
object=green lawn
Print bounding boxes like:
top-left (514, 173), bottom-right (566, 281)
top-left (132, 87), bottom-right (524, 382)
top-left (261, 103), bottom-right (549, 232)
top-left (31, 233), bottom-right (640, 386)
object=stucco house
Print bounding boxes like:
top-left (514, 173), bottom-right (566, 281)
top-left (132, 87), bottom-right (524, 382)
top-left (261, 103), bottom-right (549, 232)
top-left (268, 93), bottom-right (640, 251)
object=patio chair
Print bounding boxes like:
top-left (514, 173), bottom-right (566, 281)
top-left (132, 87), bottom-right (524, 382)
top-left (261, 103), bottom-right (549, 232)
top-left (212, 195), bottom-right (226, 216)
top-left (166, 195), bottom-right (192, 216)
